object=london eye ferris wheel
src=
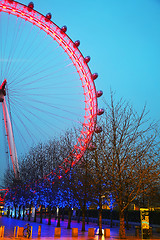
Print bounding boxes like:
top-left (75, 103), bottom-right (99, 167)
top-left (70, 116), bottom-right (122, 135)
top-left (0, 0), bottom-right (104, 180)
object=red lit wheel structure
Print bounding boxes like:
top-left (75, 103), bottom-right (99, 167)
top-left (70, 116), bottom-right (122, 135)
top-left (0, 0), bottom-right (103, 178)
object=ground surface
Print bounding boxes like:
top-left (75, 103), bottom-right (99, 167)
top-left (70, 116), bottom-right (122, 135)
top-left (0, 216), bottom-right (160, 239)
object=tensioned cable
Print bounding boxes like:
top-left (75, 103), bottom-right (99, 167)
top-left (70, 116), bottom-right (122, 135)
top-left (0, 2), bottom-right (98, 180)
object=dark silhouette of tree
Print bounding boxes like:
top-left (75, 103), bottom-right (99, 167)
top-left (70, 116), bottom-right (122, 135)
top-left (87, 144), bottom-right (108, 236)
top-left (70, 158), bottom-right (94, 231)
top-left (100, 93), bottom-right (160, 238)
top-left (3, 92), bottom-right (159, 240)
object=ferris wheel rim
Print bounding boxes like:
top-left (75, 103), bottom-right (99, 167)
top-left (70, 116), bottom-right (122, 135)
top-left (0, 0), bottom-right (98, 175)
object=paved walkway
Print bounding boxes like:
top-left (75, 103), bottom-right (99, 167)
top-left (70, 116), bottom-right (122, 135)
top-left (0, 216), bottom-right (160, 239)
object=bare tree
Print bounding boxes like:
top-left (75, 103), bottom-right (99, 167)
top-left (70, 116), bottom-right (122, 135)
top-left (68, 156), bottom-right (94, 231)
top-left (101, 93), bottom-right (160, 238)
top-left (3, 94), bottom-right (159, 239)
top-left (87, 143), bottom-right (109, 235)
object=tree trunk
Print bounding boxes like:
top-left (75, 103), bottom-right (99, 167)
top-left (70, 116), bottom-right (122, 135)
top-left (48, 205), bottom-right (51, 225)
top-left (57, 208), bottom-right (61, 227)
top-left (119, 210), bottom-right (126, 239)
top-left (18, 205), bottom-right (21, 219)
top-left (62, 208), bottom-right (64, 221)
top-left (14, 205), bottom-right (17, 218)
top-left (125, 207), bottom-right (129, 230)
top-left (81, 207), bottom-right (85, 232)
top-left (40, 205), bottom-right (43, 223)
top-left (45, 207), bottom-right (47, 218)
top-left (77, 209), bottom-right (80, 223)
top-left (34, 208), bottom-right (37, 222)
top-left (98, 197), bottom-right (103, 236)
top-left (28, 204), bottom-right (32, 221)
top-left (86, 209), bottom-right (89, 224)
top-left (22, 205), bottom-right (25, 220)
top-left (7, 206), bottom-right (10, 217)
top-left (110, 209), bottom-right (113, 228)
top-left (67, 207), bottom-right (71, 229)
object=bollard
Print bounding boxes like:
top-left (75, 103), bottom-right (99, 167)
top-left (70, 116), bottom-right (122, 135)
top-left (0, 226), bottom-right (2, 237)
top-left (149, 227), bottom-right (152, 237)
top-left (14, 226), bottom-right (24, 238)
top-left (88, 228), bottom-right (95, 237)
top-left (104, 228), bottom-right (110, 237)
top-left (14, 226), bottom-right (19, 238)
top-left (54, 227), bottom-right (61, 237)
top-left (0, 226), bottom-right (5, 238)
top-left (30, 226), bottom-right (33, 238)
top-left (135, 226), bottom-right (140, 237)
top-left (2, 226), bottom-right (5, 238)
top-left (72, 228), bottom-right (78, 237)
top-left (38, 225), bottom-right (41, 237)
top-left (17, 227), bottom-right (24, 237)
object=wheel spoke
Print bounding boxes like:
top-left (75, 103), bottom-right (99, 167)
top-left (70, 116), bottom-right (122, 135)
top-left (0, 0), bottom-right (98, 178)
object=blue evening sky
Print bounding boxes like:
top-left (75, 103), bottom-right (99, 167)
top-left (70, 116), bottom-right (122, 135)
top-left (0, 0), bottom-right (160, 185)
top-left (18, 0), bottom-right (160, 121)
